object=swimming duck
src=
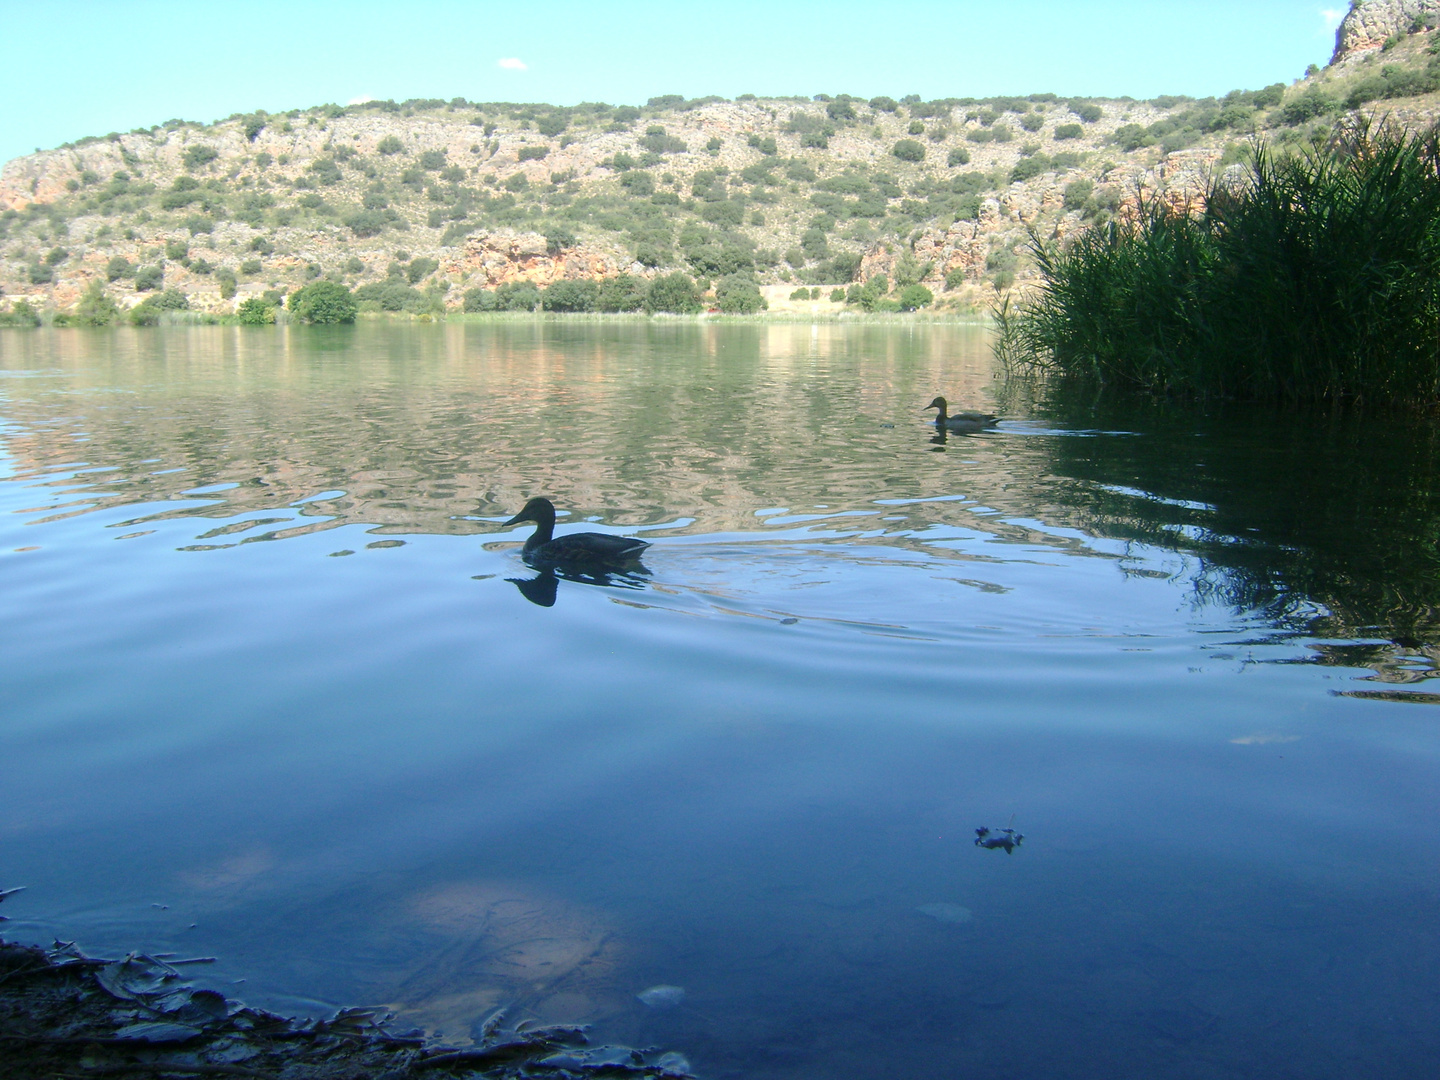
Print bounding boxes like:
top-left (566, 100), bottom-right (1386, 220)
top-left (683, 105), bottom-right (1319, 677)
top-left (925, 396), bottom-right (998, 432)
top-left (503, 497), bottom-right (651, 568)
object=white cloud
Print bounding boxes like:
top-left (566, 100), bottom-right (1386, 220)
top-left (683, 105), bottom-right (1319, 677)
top-left (1320, 8), bottom-right (1346, 30)
top-left (497, 57), bottom-right (528, 71)
top-left (347, 95), bottom-right (374, 106)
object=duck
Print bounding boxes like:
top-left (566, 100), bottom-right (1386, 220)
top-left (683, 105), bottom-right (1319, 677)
top-left (503, 497), bottom-right (651, 568)
top-left (925, 396), bottom-right (998, 433)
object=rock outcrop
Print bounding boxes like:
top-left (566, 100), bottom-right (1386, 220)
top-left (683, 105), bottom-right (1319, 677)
top-left (446, 231), bottom-right (637, 286)
top-left (1333, 0), bottom-right (1440, 63)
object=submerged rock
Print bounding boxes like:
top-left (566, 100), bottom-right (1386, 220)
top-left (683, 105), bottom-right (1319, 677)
top-left (974, 826), bottom-right (1024, 853)
top-left (917, 902), bottom-right (974, 924)
top-left (637, 984), bottom-right (686, 1009)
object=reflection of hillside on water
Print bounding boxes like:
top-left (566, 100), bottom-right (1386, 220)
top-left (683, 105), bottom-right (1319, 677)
top-left (0, 321), bottom-right (999, 541)
top-left (5, 323), bottom-right (1438, 684)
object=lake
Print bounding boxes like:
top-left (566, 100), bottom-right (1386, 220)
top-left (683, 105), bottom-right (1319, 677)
top-left (1, 321), bottom-right (1437, 1079)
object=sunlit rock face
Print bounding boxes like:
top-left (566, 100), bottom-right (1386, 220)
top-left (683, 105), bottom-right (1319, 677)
top-left (1334, 0), bottom-right (1440, 62)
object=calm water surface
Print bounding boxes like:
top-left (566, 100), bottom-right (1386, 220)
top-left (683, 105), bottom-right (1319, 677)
top-left (1, 322), bottom-right (1437, 1079)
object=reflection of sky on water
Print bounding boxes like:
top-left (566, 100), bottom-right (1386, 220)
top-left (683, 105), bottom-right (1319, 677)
top-left (0, 323), bottom-right (1437, 1079)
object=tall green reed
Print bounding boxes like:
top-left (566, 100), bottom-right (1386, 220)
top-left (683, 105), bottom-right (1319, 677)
top-left (997, 121), bottom-right (1440, 404)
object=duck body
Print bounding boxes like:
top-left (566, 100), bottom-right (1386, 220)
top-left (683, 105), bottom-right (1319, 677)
top-left (926, 396), bottom-right (997, 432)
top-left (504, 497), bottom-right (650, 569)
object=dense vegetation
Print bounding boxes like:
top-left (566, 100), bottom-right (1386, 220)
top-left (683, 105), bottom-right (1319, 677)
top-left (997, 121), bottom-right (1440, 405)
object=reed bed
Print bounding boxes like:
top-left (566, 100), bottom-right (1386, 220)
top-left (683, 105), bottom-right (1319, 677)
top-left (996, 121), bottom-right (1440, 404)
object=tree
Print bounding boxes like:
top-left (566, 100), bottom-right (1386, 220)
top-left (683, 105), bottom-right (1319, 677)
top-left (105, 256), bottom-right (134, 282)
top-left (715, 273), bottom-right (766, 313)
top-left (892, 139), bottom-right (926, 162)
top-left (236, 297), bottom-right (277, 324)
top-left (644, 272), bottom-right (702, 313)
top-left (377, 135), bottom-right (403, 155)
top-left (74, 281), bottom-right (120, 326)
top-left (897, 283), bottom-right (933, 310)
top-left (216, 269), bottom-right (238, 299)
top-left (134, 265), bottom-right (164, 292)
top-left (405, 257), bottom-right (440, 283)
top-left (596, 274), bottom-right (647, 312)
top-left (1053, 123), bottom-right (1084, 141)
top-left (542, 279), bottom-right (598, 312)
top-left (289, 280), bottom-right (357, 324)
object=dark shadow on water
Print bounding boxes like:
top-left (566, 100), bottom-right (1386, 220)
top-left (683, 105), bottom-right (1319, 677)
top-left (1022, 379), bottom-right (1440, 687)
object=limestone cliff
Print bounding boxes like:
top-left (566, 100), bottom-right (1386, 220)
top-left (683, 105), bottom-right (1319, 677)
top-left (1333, 0), bottom-right (1440, 62)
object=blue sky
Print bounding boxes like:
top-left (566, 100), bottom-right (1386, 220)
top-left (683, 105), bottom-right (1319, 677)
top-left (2, 1), bottom-right (1347, 167)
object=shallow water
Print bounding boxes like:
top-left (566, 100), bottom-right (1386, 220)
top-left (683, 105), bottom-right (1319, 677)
top-left (1, 321), bottom-right (1437, 1079)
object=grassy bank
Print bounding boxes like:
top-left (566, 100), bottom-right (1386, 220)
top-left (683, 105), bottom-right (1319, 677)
top-left (996, 121), bottom-right (1440, 405)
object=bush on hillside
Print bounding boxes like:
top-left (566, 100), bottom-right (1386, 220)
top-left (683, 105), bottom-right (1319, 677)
top-left (377, 135), bottom-right (403, 155)
top-left (892, 139), bottom-right (926, 162)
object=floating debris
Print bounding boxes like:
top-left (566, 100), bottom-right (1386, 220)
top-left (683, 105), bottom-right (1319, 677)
top-left (975, 826), bottom-right (1024, 853)
top-left (0, 935), bottom-right (693, 1079)
top-left (916, 902), bottom-right (973, 924)
top-left (637, 984), bottom-right (686, 1009)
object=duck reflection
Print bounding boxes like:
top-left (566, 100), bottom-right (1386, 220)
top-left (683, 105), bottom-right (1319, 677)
top-left (507, 565), bottom-right (652, 607)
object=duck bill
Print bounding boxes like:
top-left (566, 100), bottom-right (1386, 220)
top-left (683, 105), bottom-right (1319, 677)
top-left (503, 512), bottom-right (530, 527)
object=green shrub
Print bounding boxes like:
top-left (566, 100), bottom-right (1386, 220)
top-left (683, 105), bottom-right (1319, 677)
top-left (504, 173), bottom-right (529, 192)
top-left (706, 137), bottom-right (723, 152)
top-left (236, 297), bottom-right (276, 324)
top-left (27, 263), bottom-right (53, 285)
top-left (346, 209), bottom-right (388, 238)
top-left (947, 147), bottom-right (971, 167)
top-left (639, 130), bottom-right (687, 154)
top-left (702, 200), bottom-right (745, 227)
top-left (715, 273), bottom-right (766, 313)
top-left (944, 268), bottom-right (967, 290)
top-left (1071, 102), bottom-right (1103, 123)
top-left (405, 257), bottom-right (439, 283)
top-left (1011, 154), bottom-right (1053, 183)
top-left (897, 283), bottom-right (933, 310)
top-left (165, 239), bottom-right (189, 261)
top-left (105, 255), bottom-right (134, 282)
top-left (517, 145), bottom-right (549, 162)
top-left (908, 120), bottom-right (925, 135)
top-left (645, 271), bottom-right (702, 313)
top-left (377, 135), bottom-right (403, 155)
top-left (1, 300), bottom-right (41, 327)
top-left (595, 273), bottom-right (647, 312)
top-left (789, 287), bottom-right (811, 300)
top-left (289, 280), bottom-right (357, 323)
top-left (240, 258), bottom-right (262, 275)
top-left (182, 145), bottom-right (218, 170)
top-left (134, 265), bottom-right (163, 291)
top-left (620, 170), bottom-right (655, 195)
top-left (250, 237), bottom-right (275, 255)
top-left (892, 139), bottom-right (926, 162)
top-left (1054, 123), bottom-right (1084, 141)
top-left (183, 215), bottom-right (214, 235)
top-left (216, 270), bottom-right (237, 299)
top-left (542, 278), bottom-right (598, 311)
top-left (829, 287), bottom-right (846, 301)
top-left (1063, 178), bottom-right (1095, 211)
top-left (1020, 113), bottom-right (1045, 133)
top-left (1279, 88), bottom-right (1338, 126)
top-left (462, 286), bottom-right (497, 312)
top-left (73, 281), bottom-right (120, 326)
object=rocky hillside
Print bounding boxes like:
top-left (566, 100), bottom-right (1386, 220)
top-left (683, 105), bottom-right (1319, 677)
top-left (3, 16), bottom-right (1440, 321)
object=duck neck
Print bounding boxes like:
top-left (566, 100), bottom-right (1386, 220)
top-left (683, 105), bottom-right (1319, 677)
top-left (522, 515), bottom-right (555, 553)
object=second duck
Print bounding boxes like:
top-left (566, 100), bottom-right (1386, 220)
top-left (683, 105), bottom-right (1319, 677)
top-left (925, 396), bottom-right (998, 433)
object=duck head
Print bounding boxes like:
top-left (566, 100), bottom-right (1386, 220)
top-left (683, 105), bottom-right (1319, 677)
top-left (504, 497), bottom-right (557, 528)
top-left (925, 396), bottom-right (948, 414)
